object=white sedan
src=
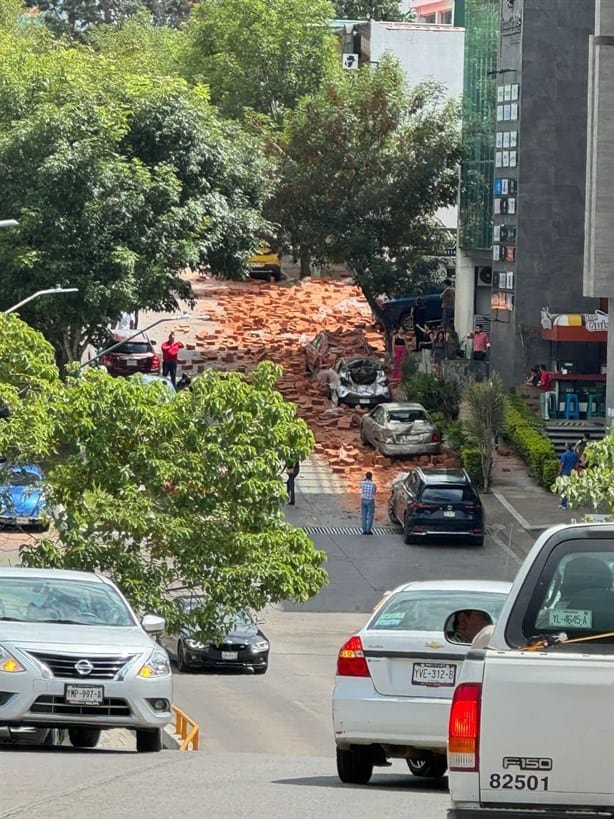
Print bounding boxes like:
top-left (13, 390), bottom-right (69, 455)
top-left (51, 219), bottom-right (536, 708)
top-left (332, 579), bottom-right (511, 784)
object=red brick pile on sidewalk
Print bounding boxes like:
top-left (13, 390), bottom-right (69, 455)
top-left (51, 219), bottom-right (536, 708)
top-left (175, 273), bottom-right (459, 521)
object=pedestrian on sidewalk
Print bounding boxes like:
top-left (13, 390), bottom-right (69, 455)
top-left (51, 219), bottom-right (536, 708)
top-left (432, 328), bottom-right (446, 375)
top-left (466, 324), bottom-right (490, 361)
top-left (537, 363), bottom-right (554, 421)
top-left (411, 298), bottom-right (427, 352)
top-left (416, 324), bottom-right (433, 375)
top-left (574, 431), bottom-right (590, 470)
top-left (558, 442), bottom-right (579, 509)
top-left (440, 278), bottom-right (455, 330)
top-left (359, 471), bottom-right (377, 535)
top-left (161, 331), bottom-right (184, 388)
top-left (286, 461), bottom-right (300, 506)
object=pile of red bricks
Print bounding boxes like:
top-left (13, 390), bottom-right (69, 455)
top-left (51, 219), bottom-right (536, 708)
top-left (176, 273), bottom-right (459, 517)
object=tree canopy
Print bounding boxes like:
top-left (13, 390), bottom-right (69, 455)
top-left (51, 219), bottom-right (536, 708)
top-left (25, 0), bottom-right (194, 38)
top-left (268, 57), bottom-right (461, 303)
top-left (183, 0), bottom-right (337, 122)
top-left (332, 0), bottom-right (412, 21)
top-left (0, 17), bottom-right (273, 368)
top-left (0, 317), bottom-right (326, 634)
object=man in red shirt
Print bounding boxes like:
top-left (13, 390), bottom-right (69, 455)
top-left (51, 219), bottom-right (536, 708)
top-left (161, 331), bottom-right (184, 388)
top-left (537, 363), bottom-right (553, 420)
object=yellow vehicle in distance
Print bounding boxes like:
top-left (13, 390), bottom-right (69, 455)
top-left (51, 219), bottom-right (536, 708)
top-left (247, 244), bottom-right (282, 282)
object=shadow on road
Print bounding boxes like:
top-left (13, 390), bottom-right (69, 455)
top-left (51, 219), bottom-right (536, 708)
top-left (272, 773), bottom-right (449, 793)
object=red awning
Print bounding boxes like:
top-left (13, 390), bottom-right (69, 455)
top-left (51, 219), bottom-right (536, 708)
top-left (540, 310), bottom-right (608, 343)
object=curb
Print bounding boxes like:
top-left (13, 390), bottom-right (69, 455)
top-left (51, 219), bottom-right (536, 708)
top-left (163, 723), bottom-right (183, 750)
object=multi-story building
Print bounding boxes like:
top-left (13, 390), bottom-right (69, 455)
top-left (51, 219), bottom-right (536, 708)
top-left (488, 0), bottom-right (599, 387)
top-left (405, 0), bottom-right (455, 25)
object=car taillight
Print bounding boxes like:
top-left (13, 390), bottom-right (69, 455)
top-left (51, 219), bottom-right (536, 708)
top-left (412, 502), bottom-right (429, 511)
top-left (336, 635), bottom-right (370, 677)
top-left (102, 354), bottom-right (111, 365)
top-left (448, 682), bottom-right (481, 771)
top-left (431, 431), bottom-right (441, 443)
top-left (151, 355), bottom-right (160, 372)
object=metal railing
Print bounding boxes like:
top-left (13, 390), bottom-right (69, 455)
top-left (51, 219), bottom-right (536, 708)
top-left (171, 704), bottom-right (200, 750)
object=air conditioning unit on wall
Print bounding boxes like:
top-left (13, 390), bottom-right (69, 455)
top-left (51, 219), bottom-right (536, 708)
top-left (476, 266), bottom-right (493, 287)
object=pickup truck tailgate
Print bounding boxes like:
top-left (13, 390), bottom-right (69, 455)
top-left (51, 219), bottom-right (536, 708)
top-left (479, 651), bottom-right (614, 809)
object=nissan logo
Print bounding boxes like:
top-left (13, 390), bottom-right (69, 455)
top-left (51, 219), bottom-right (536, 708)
top-left (75, 659), bottom-right (94, 676)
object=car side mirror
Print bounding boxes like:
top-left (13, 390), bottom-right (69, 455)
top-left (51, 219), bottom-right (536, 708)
top-left (150, 339), bottom-right (156, 345)
top-left (444, 609), bottom-right (493, 646)
top-left (141, 614), bottom-right (165, 634)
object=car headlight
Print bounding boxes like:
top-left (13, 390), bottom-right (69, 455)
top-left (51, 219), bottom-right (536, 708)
top-left (252, 640), bottom-right (269, 652)
top-left (185, 638), bottom-right (205, 650)
top-left (0, 644), bottom-right (25, 673)
top-left (137, 648), bottom-right (171, 678)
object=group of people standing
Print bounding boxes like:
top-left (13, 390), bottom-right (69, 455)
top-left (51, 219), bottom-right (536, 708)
top-left (392, 279), bottom-right (490, 378)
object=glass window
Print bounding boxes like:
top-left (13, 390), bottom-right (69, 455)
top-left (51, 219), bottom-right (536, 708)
top-left (523, 547), bottom-right (614, 645)
top-left (0, 577), bottom-right (135, 626)
top-left (368, 590), bottom-right (508, 632)
top-left (422, 486), bottom-right (477, 503)
top-left (422, 13), bottom-right (436, 23)
top-left (2, 468), bottom-right (41, 487)
top-left (439, 10), bottom-right (453, 24)
top-left (388, 409), bottom-right (428, 423)
top-left (113, 341), bottom-right (151, 355)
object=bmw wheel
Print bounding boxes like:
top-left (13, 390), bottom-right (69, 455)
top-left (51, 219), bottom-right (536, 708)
top-left (68, 727), bottom-right (101, 748)
top-left (336, 747), bottom-right (373, 785)
top-left (407, 756), bottom-right (447, 778)
top-left (136, 727), bottom-right (162, 753)
top-left (176, 640), bottom-right (190, 673)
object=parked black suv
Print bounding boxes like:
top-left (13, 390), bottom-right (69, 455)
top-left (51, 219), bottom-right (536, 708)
top-left (388, 468), bottom-right (484, 546)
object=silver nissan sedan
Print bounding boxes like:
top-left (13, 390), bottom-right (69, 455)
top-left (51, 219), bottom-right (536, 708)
top-left (0, 568), bottom-right (172, 751)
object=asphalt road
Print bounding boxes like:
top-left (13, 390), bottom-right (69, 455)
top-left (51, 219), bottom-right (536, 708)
top-left (1, 505), bottom-right (522, 818)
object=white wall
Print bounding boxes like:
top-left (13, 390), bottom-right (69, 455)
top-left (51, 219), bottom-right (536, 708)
top-left (366, 23), bottom-right (464, 231)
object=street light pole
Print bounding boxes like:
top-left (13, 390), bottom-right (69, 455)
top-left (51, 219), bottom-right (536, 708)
top-left (3, 287), bottom-right (79, 315)
top-left (78, 313), bottom-right (198, 371)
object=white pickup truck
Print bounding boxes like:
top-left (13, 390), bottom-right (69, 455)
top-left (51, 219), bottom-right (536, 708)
top-left (445, 522), bottom-right (614, 819)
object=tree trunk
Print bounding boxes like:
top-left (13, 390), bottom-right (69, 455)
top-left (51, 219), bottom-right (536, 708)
top-left (299, 246), bottom-right (311, 279)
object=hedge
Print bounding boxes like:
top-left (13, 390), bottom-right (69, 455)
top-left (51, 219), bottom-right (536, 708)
top-left (502, 397), bottom-right (559, 490)
top-left (461, 446), bottom-right (484, 491)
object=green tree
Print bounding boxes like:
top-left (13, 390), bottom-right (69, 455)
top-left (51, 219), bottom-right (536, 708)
top-left (15, 361), bottom-right (326, 635)
top-left (462, 374), bottom-right (506, 492)
top-left (183, 0), bottom-right (337, 121)
top-left (26, 0), bottom-right (194, 38)
top-left (269, 57), bottom-right (460, 318)
top-left (0, 26), bottom-right (273, 369)
top-left (333, 0), bottom-right (412, 21)
top-left (553, 430), bottom-right (614, 514)
top-left (0, 314), bottom-right (61, 463)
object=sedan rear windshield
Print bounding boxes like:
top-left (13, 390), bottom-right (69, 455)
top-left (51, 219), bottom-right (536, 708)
top-left (388, 411), bottom-right (428, 423)
top-left (368, 590), bottom-right (508, 632)
top-left (421, 487), bottom-right (478, 503)
top-left (112, 341), bottom-right (151, 355)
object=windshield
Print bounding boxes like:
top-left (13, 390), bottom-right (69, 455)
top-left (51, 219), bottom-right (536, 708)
top-left (0, 577), bottom-right (136, 627)
top-left (422, 487), bottom-right (477, 503)
top-left (368, 590), bottom-right (508, 632)
top-left (1, 468), bottom-right (41, 487)
top-left (388, 410), bottom-right (428, 424)
top-left (113, 341), bottom-right (151, 355)
top-left (525, 547), bottom-right (614, 645)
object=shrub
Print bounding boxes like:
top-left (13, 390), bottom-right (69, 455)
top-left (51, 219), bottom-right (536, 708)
top-left (461, 446), bottom-right (484, 490)
top-left (401, 373), bottom-right (460, 420)
top-left (502, 397), bottom-right (556, 490)
top-left (542, 458), bottom-right (560, 490)
top-left (441, 419), bottom-right (468, 453)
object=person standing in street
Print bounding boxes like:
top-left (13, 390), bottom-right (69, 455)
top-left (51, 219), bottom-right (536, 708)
top-left (558, 442), bottom-right (579, 509)
top-left (392, 335), bottom-right (408, 380)
top-left (161, 331), bottom-right (184, 388)
top-left (416, 323), bottom-right (433, 375)
top-left (440, 278), bottom-right (455, 330)
top-left (359, 471), bottom-right (377, 535)
top-left (537, 363), bottom-right (554, 421)
top-left (286, 461), bottom-right (300, 506)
